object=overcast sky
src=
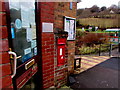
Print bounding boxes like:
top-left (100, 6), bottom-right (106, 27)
top-left (77, 0), bottom-right (120, 9)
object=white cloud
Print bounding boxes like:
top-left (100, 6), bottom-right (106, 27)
top-left (77, 0), bottom-right (120, 9)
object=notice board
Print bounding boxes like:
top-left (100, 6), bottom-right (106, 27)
top-left (64, 16), bottom-right (76, 40)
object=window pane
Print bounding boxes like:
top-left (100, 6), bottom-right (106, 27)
top-left (9, 1), bottom-right (37, 66)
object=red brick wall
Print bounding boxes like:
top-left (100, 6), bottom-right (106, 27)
top-left (67, 41), bottom-right (75, 73)
top-left (42, 33), bottom-right (55, 88)
top-left (0, 1), bottom-right (13, 89)
top-left (54, 2), bottom-right (77, 87)
top-left (39, 2), bottom-right (55, 88)
top-left (54, 2), bottom-right (77, 31)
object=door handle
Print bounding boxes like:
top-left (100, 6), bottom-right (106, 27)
top-left (8, 51), bottom-right (17, 78)
top-left (16, 55), bottom-right (22, 59)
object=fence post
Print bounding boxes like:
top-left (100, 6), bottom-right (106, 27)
top-left (99, 44), bottom-right (101, 56)
top-left (109, 44), bottom-right (112, 56)
top-left (119, 43), bottom-right (120, 53)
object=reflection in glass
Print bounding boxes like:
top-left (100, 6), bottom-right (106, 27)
top-left (9, 1), bottom-right (37, 66)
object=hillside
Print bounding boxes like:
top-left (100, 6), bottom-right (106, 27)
top-left (77, 5), bottom-right (120, 28)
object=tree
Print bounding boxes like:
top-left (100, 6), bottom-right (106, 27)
top-left (109, 4), bottom-right (118, 14)
top-left (90, 5), bottom-right (100, 13)
top-left (79, 8), bottom-right (92, 18)
top-left (77, 9), bottom-right (84, 16)
top-left (101, 6), bottom-right (107, 11)
top-left (109, 4), bottom-right (118, 10)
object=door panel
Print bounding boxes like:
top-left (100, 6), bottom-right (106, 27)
top-left (8, 0), bottom-right (39, 88)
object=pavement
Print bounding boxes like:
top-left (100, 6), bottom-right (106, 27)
top-left (70, 57), bottom-right (120, 89)
top-left (74, 48), bottom-right (120, 74)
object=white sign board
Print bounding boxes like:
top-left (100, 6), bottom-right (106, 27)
top-left (42, 22), bottom-right (53, 32)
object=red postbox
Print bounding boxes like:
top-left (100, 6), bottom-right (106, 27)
top-left (57, 38), bottom-right (66, 66)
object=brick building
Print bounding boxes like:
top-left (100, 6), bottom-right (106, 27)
top-left (0, 1), bottom-right (77, 89)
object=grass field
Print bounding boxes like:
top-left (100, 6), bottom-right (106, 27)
top-left (78, 17), bottom-right (120, 28)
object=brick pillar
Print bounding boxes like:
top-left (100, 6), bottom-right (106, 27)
top-left (39, 2), bottom-right (55, 89)
top-left (67, 41), bottom-right (75, 74)
top-left (42, 33), bottom-right (55, 88)
top-left (0, 1), bottom-right (13, 89)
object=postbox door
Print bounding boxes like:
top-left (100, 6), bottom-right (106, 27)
top-left (57, 45), bottom-right (65, 66)
top-left (7, 1), bottom-right (39, 88)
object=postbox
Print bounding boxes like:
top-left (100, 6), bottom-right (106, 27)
top-left (57, 38), bottom-right (66, 66)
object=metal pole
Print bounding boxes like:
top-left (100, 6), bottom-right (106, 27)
top-left (118, 43), bottom-right (120, 53)
top-left (118, 30), bottom-right (120, 52)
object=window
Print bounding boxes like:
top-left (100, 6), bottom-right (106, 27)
top-left (9, 0), bottom-right (37, 66)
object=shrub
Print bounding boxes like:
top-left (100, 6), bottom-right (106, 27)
top-left (85, 29), bottom-right (90, 32)
top-left (77, 33), bottom-right (108, 47)
top-left (75, 44), bottom-right (110, 55)
top-left (92, 26), bottom-right (95, 31)
top-left (75, 31), bottom-right (109, 55)
top-left (76, 30), bottom-right (86, 39)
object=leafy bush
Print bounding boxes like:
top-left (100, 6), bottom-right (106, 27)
top-left (85, 29), bottom-right (90, 32)
top-left (79, 45), bottom-right (98, 55)
top-left (75, 31), bottom-right (109, 55)
top-left (76, 44), bottom-right (110, 55)
top-left (92, 26), bottom-right (95, 31)
top-left (76, 30), bottom-right (86, 39)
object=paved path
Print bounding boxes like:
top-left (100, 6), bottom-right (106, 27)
top-left (74, 48), bottom-right (120, 74)
top-left (71, 57), bottom-right (120, 89)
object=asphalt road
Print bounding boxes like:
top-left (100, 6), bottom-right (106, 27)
top-left (70, 57), bottom-right (120, 89)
